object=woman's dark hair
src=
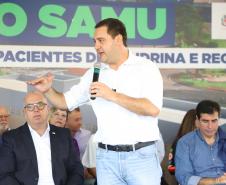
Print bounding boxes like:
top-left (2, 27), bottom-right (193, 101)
top-left (175, 109), bottom-right (197, 141)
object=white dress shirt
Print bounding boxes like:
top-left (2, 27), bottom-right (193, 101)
top-left (28, 124), bottom-right (55, 185)
top-left (82, 134), bottom-right (97, 168)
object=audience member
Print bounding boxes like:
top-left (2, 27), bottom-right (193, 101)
top-left (0, 91), bottom-right (84, 185)
top-left (221, 124), bottom-right (226, 133)
top-left (82, 134), bottom-right (97, 185)
top-left (168, 109), bottom-right (197, 175)
top-left (49, 107), bottom-right (80, 156)
top-left (66, 107), bottom-right (92, 183)
top-left (49, 107), bottom-right (68, 127)
top-left (0, 106), bottom-right (10, 144)
top-left (66, 107), bottom-right (92, 160)
top-left (175, 100), bottom-right (226, 185)
top-left (218, 127), bottom-right (226, 172)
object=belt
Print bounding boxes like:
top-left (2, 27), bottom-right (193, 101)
top-left (98, 141), bottom-right (155, 152)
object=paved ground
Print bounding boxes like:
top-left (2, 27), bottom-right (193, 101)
top-left (1, 68), bottom-right (226, 106)
top-left (161, 69), bottom-right (226, 107)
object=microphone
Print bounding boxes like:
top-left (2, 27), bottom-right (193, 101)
top-left (91, 62), bottom-right (101, 100)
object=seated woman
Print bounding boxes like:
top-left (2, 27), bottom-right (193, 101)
top-left (49, 107), bottom-right (68, 128)
top-left (168, 109), bottom-right (197, 176)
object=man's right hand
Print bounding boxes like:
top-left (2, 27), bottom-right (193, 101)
top-left (27, 73), bottom-right (54, 93)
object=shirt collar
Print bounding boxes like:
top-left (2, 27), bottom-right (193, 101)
top-left (100, 49), bottom-right (135, 70)
top-left (74, 128), bottom-right (82, 137)
top-left (28, 123), bottom-right (50, 137)
top-left (196, 129), bottom-right (219, 145)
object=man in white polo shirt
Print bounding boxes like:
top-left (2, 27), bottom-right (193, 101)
top-left (28, 18), bottom-right (163, 185)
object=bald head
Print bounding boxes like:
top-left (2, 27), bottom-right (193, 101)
top-left (24, 91), bottom-right (48, 105)
top-left (23, 91), bottom-right (49, 132)
top-left (0, 106), bottom-right (10, 135)
top-left (0, 106), bottom-right (9, 114)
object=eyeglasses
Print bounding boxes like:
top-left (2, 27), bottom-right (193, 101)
top-left (199, 119), bottom-right (219, 125)
top-left (24, 102), bottom-right (47, 111)
top-left (0, 114), bottom-right (10, 119)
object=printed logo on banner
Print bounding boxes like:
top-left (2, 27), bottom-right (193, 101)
top-left (211, 3), bottom-right (226, 39)
top-left (0, 1), bottom-right (175, 46)
top-left (222, 15), bottom-right (226, 26)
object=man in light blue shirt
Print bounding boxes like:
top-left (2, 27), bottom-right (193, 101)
top-left (175, 100), bottom-right (226, 185)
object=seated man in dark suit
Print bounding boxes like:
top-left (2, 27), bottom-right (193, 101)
top-left (0, 105), bottom-right (10, 145)
top-left (0, 91), bottom-right (84, 185)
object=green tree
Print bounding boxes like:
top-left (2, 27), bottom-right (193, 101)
top-left (175, 4), bottom-right (204, 47)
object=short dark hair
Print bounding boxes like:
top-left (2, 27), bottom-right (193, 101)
top-left (196, 100), bottom-right (221, 119)
top-left (68, 107), bottom-right (80, 114)
top-left (95, 18), bottom-right (127, 46)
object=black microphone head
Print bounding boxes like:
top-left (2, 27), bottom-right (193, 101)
top-left (94, 62), bottom-right (101, 71)
top-left (91, 62), bottom-right (101, 100)
top-left (92, 62), bottom-right (101, 82)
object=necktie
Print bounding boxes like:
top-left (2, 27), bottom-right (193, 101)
top-left (72, 138), bottom-right (80, 157)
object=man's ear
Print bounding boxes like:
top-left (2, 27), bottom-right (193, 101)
top-left (115, 34), bottom-right (123, 45)
top-left (23, 108), bottom-right (27, 120)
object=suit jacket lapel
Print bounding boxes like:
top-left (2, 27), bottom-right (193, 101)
top-left (49, 124), bottom-right (58, 176)
top-left (20, 123), bottom-right (39, 174)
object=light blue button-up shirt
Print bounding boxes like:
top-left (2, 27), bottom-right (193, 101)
top-left (175, 129), bottom-right (225, 185)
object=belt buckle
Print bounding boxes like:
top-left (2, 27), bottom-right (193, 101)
top-left (132, 144), bottom-right (135, 151)
top-left (105, 144), bottom-right (108, 151)
top-left (115, 146), bottom-right (120, 151)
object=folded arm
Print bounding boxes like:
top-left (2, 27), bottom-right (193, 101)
top-left (90, 82), bottom-right (160, 116)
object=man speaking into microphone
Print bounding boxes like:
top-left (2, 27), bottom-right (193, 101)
top-left (27, 18), bottom-right (163, 185)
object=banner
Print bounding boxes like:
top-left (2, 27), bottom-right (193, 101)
top-left (0, 1), bottom-right (174, 46)
top-left (0, 46), bottom-right (225, 68)
top-left (1, 1), bottom-right (226, 68)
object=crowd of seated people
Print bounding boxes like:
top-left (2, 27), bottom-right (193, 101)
top-left (1, 98), bottom-right (226, 185)
top-left (0, 91), bottom-right (84, 185)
